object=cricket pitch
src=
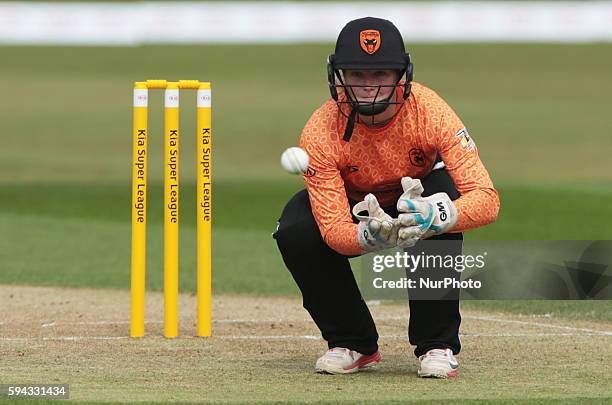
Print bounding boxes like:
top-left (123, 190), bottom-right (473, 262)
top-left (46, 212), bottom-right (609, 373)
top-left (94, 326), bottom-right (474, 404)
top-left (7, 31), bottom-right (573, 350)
top-left (1, 285), bottom-right (611, 404)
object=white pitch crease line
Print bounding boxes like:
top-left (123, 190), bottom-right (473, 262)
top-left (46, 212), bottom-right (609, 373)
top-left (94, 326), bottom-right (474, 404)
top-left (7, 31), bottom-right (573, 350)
top-left (464, 315), bottom-right (612, 336)
top-left (460, 332), bottom-right (610, 337)
top-left (11, 319), bottom-right (313, 327)
top-left (376, 316), bottom-right (409, 321)
top-left (5, 316), bottom-right (612, 336)
top-left (216, 332), bottom-right (610, 339)
top-left (2, 317), bottom-right (411, 326)
top-left (2, 332), bottom-right (609, 342)
top-left (382, 315), bottom-right (612, 336)
top-left (62, 320), bottom-right (164, 325)
top-left (215, 319), bottom-right (310, 324)
top-left (1, 336), bottom-right (129, 342)
top-left (219, 335), bottom-right (322, 340)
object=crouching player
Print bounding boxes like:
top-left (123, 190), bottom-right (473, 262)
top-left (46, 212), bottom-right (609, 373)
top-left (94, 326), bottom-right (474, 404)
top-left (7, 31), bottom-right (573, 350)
top-left (273, 17), bottom-right (499, 378)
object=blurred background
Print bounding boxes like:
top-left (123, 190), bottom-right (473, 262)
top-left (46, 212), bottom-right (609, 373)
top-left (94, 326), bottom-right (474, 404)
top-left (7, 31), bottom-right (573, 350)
top-left (1, 1), bottom-right (610, 317)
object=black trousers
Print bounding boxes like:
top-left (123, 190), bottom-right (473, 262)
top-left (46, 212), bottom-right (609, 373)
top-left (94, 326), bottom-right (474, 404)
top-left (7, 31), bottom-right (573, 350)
top-left (273, 169), bottom-right (462, 357)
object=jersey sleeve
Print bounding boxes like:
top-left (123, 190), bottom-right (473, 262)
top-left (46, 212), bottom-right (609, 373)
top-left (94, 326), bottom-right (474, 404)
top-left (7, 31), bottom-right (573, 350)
top-left (427, 92), bottom-right (500, 232)
top-left (299, 111), bottom-right (362, 256)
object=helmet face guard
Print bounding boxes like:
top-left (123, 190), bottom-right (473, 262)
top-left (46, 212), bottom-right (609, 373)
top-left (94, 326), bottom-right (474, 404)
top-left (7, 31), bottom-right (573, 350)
top-left (327, 55), bottom-right (414, 141)
top-left (327, 60), bottom-right (413, 116)
top-left (342, 85), bottom-right (397, 117)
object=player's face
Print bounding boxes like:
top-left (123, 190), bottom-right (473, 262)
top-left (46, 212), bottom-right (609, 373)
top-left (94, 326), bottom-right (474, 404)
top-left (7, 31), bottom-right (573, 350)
top-left (342, 69), bottom-right (398, 102)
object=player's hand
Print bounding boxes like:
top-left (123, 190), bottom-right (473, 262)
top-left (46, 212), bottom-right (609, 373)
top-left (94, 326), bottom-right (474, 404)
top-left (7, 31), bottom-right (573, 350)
top-left (352, 193), bottom-right (399, 253)
top-left (396, 177), bottom-right (458, 248)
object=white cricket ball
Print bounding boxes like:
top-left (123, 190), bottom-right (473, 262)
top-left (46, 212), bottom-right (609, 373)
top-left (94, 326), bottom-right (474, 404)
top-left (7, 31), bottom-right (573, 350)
top-left (280, 147), bottom-right (310, 175)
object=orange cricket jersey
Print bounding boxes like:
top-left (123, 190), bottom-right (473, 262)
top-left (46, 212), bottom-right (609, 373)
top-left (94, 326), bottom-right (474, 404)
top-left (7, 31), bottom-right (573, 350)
top-left (299, 82), bottom-right (500, 256)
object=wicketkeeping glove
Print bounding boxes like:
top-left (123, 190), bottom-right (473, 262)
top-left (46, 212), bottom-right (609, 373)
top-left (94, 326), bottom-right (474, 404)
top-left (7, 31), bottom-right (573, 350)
top-left (352, 193), bottom-right (399, 253)
top-left (396, 177), bottom-right (458, 248)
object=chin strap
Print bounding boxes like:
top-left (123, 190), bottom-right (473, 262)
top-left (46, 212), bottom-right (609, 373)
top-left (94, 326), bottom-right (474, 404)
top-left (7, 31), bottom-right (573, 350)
top-left (342, 89), bottom-right (399, 142)
top-left (342, 107), bottom-right (358, 142)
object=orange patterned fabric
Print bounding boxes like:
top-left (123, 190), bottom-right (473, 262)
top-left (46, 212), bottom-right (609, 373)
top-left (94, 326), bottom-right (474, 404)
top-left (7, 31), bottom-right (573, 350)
top-left (300, 82), bottom-right (500, 256)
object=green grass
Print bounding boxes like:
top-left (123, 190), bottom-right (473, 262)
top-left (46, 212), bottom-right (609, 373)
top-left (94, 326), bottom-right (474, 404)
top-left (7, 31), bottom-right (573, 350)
top-left (1, 181), bottom-right (611, 239)
top-left (0, 181), bottom-right (298, 296)
top-left (1, 181), bottom-right (611, 289)
top-left (1, 180), bottom-right (611, 320)
top-left (0, 44), bottom-right (611, 184)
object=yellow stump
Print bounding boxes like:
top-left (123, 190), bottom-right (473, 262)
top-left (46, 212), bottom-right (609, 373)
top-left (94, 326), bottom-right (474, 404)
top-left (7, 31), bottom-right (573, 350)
top-left (131, 82), bottom-right (148, 338)
top-left (196, 83), bottom-right (212, 337)
top-left (164, 83), bottom-right (180, 338)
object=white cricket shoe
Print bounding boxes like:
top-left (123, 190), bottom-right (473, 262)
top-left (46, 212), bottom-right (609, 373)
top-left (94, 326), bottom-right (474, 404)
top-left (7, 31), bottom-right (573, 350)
top-left (315, 348), bottom-right (382, 374)
top-left (417, 348), bottom-right (459, 378)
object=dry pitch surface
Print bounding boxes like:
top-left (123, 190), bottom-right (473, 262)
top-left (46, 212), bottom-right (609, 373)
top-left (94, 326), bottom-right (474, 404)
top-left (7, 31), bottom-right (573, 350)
top-left (1, 285), bottom-right (612, 404)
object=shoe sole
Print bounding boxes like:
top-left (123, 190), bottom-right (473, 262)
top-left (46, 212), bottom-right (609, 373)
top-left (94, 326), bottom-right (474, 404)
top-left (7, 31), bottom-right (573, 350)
top-left (315, 351), bottom-right (382, 375)
top-left (417, 368), bottom-right (458, 379)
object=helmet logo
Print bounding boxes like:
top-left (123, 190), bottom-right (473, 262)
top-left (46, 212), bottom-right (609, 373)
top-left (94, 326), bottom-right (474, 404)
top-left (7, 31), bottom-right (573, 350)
top-left (360, 30), bottom-right (381, 55)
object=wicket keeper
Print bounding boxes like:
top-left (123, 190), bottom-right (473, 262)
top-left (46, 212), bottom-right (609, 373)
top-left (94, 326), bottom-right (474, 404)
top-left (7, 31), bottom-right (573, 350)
top-left (274, 17), bottom-right (499, 378)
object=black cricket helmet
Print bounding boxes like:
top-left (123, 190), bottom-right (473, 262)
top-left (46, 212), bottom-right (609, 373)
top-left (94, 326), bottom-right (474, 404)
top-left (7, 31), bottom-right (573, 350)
top-left (327, 17), bottom-right (414, 141)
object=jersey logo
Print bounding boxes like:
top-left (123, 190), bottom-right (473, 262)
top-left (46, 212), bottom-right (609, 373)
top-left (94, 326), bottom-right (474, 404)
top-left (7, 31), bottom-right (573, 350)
top-left (347, 165), bottom-right (359, 173)
top-left (455, 128), bottom-right (476, 152)
top-left (409, 148), bottom-right (426, 167)
top-left (304, 167), bottom-right (317, 177)
top-left (360, 30), bottom-right (381, 55)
